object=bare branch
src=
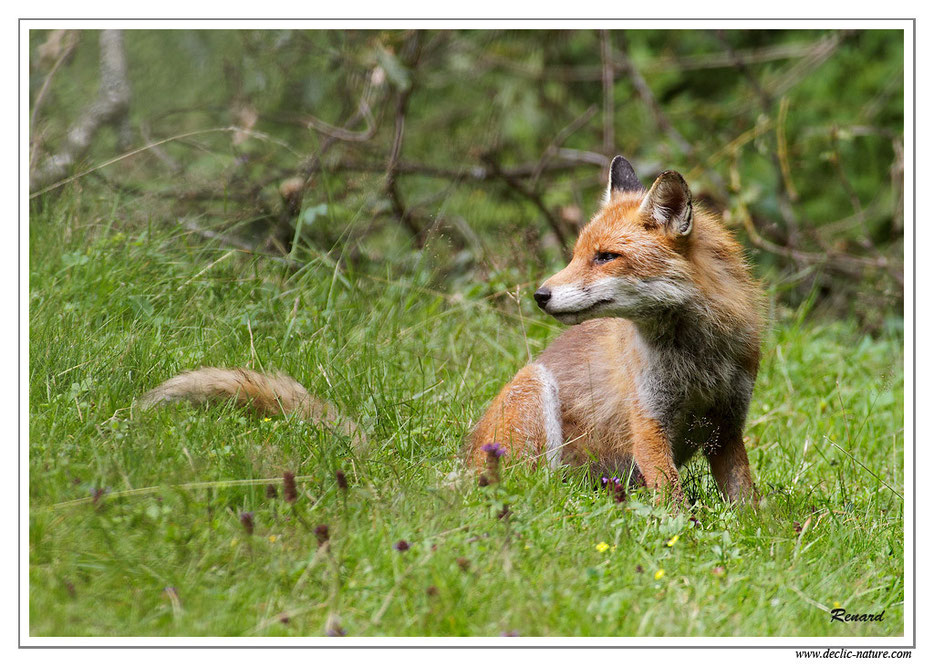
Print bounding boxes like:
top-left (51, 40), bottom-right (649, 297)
top-left (616, 33), bottom-right (693, 156)
top-left (531, 105), bottom-right (598, 187)
top-left (303, 82), bottom-right (377, 143)
top-left (890, 134), bottom-right (904, 234)
top-left (484, 153), bottom-right (570, 250)
top-left (728, 157), bottom-right (901, 286)
top-left (234, 153), bottom-right (606, 199)
top-left (139, 119), bottom-right (181, 174)
top-left (30, 127), bottom-right (245, 199)
top-left (384, 32), bottom-right (424, 243)
top-left (31, 30), bottom-right (132, 192)
top-left (30, 30), bottom-right (79, 135)
top-left (715, 29), bottom-right (773, 109)
top-left (599, 30), bottom-right (615, 157)
top-left (715, 29), bottom-right (804, 246)
top-left (456, 33), bottom-right (835, 81)
top-left (180, 218), bottom-right (299, 270)
top-left (776, 97), bottom-right (799, 202)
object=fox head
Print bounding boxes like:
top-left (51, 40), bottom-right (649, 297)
top-left (534, 156), bottom-right (698, 325)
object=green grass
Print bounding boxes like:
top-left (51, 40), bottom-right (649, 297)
top-left (29, 192), bottom-right (904, 638)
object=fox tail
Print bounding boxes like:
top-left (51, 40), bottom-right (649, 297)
top-left (138, 367), bottom-right (365, 446)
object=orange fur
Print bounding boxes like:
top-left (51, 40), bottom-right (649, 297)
top-left (467, 365), bottom-right (549, 468)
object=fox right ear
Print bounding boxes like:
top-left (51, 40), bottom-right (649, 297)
top-left (605, 156), bottom-right (644, 202)
top-left (639, 170), bottom-right (693, 236)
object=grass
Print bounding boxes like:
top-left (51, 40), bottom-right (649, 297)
top-left (28, 191), bottom-right (904, 638)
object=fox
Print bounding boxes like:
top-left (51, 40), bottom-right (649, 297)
top-left (138, 367), bottom-right (365, 447)
top-left (466, 156), bottom-right (764, 504)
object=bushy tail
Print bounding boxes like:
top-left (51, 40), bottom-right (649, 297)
top-left (139, 367), bottom-right (365, 446)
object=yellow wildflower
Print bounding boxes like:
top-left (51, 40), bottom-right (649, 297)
top-left (666, 535), bottom-right (680, 547)
top-left (654, 568), bottom-right (665, 580)
top-left (595, 542), bottom-right (610, 553)
top-left (268, 535), bottom-right (278, 543)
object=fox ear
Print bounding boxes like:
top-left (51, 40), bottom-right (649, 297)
top-left (605, 156), bottom-right (644, 201)
top-left (639, 170), bottom-right (693, 236)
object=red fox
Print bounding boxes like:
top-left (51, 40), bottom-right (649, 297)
top-left (139, 367), bottom-right (365, 446)
top-left (466, 157), bottom-right (764, 503)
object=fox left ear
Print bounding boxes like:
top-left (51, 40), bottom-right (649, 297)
top-left (639, 170), bottom-right (693, 236)
top-left (605, 156), bottom-right (644, 201)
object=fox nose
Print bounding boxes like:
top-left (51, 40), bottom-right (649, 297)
top-left (534, 287), bottom-right (552, 309)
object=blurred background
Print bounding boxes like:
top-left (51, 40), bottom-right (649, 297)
top-left (29, 28), bottom-right (904, 332)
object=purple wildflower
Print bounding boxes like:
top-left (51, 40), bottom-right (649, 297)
top-left (480, 443), bottom-right (507, 458)
top-left (601, 476), bottom-right (626, 503)
top-left (239, 511), bottom-right (255, 535)
top-left (393, 540), bottom-right (410, 552)
top-left (335, 470), bottom-right (348, 491)
top-left (265, 484), bottom-right (278, 499)
top-left (283, 471), bottom-right (298, 504)
top-left (314, 524), bottom-right (330, 546)
top-left (480, 443), bottom-right (506, 484)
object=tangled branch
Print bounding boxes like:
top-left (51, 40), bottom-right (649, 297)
top-left (31, 30), bottom-right (131, 192)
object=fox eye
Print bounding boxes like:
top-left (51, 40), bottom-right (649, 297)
top-left (593, 251), bottom-right (621, 265)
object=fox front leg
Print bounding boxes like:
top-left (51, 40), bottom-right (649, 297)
top-left (629, 409), bottom-right (684, 506)
top-left (705, 427), bottom-right (755, 504)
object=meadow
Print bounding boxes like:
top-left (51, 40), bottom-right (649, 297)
top-left (28, 189), bottom-right (903, 637)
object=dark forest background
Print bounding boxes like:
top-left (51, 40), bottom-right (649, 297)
top-left (30, 29), bottom-right (904, 330)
